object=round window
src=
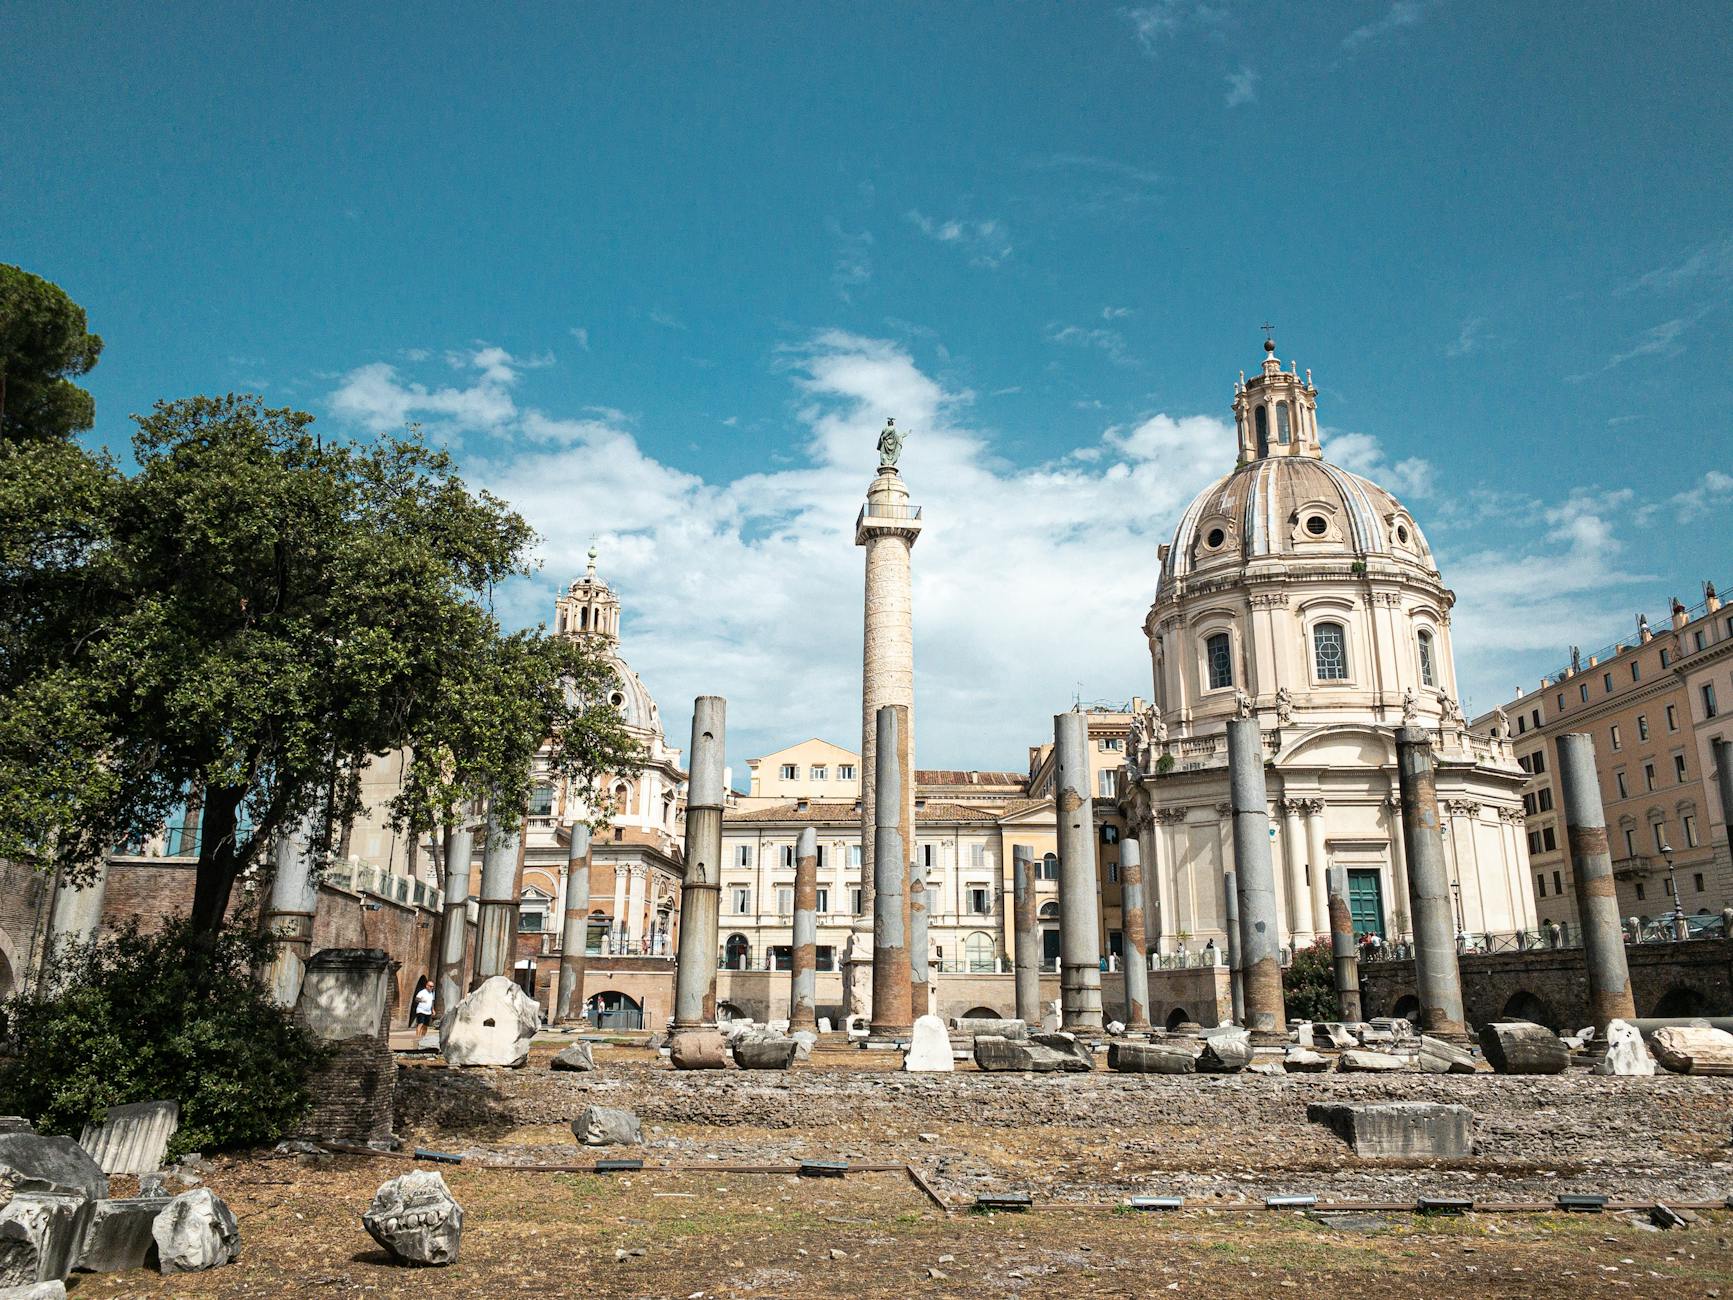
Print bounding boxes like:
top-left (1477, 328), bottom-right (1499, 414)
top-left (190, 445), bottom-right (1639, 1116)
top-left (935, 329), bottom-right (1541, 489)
top-left (1206, 528), bottom-right (1225, 548)
top-left (1397, 525), bottom-right (1410, 544)
top-left (610, 691), bottom-right (625, 707)
top-left (1305, 515), bottom-right (1328, 536)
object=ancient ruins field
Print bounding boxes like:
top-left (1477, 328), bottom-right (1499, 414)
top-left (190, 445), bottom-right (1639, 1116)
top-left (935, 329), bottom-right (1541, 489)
top-left (62, 1036), bottom-right (1733, 1298)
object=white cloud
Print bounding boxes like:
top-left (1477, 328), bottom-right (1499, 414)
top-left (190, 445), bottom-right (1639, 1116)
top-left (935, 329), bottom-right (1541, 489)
top-left (1662, 469), bottom-right (1733, 523)
top-left (1320, 430), bottom-right (1435, 499)
top-left (569, 327), bottom-right (590, 351)
top-left (1617, 234), bottom-right (1733, 295)
top-left (1342, 0), bottom-right (1432, 52)
top-left (1121, 2), bottom-right (1230, 56)
top-left (1224, 66), bottom-right (1259, 107)
top-left (906, 211), bottom-right (1013, 268)
top-left (648, 310), bottom-right (687, 331)
top-left (1047, 321), bottom-right (1134, 367)
top-left (329, 346), bottom-right (530, 434)
top-left (1102, 306), bottom-right (1133, 320)
top-left (1445, 315), bottom-right (1485, 358)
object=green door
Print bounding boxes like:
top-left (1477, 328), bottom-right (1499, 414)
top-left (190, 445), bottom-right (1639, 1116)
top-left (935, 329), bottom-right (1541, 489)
top-left (1346, 869), bottom-right (1385, 939)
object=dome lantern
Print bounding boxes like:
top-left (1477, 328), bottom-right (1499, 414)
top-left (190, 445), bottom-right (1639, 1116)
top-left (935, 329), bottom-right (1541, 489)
top-left (1233, 334), bottom-right (1320, 465)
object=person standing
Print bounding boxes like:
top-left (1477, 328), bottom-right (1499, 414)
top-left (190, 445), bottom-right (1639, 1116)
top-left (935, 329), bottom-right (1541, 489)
top-left (411, 975), bottom-right (435, 1042)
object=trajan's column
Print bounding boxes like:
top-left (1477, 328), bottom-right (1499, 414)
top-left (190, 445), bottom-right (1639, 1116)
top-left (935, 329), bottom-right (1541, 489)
top-left (847, 419), bottom-right (922, 1022)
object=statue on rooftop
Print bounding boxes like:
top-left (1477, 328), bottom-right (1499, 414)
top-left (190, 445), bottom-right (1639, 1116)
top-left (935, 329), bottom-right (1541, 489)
top-left (876, 417), bottom-right (906, 468)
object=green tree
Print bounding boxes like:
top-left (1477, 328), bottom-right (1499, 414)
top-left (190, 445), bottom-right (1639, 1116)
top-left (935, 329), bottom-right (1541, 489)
top-left (5, 392), bottom-right (641, 943)
top-left (1282, 938), bottom-right (1339, 1022)
top-left (0, 263), bottom-right (104, 445)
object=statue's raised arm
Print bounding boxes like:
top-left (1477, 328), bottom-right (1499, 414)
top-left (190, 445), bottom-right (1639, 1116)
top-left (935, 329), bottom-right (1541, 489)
top-left (876, 417), bottom-right (906, 468)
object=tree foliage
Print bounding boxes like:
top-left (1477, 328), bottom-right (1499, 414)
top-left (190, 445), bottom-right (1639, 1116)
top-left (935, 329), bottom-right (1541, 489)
top-left (0, 917), bottom-right (328, 1158)
top-left (1282, 938), bottom-right (1339, 1022)
top-left (0, 263), bottom-right (104, 445)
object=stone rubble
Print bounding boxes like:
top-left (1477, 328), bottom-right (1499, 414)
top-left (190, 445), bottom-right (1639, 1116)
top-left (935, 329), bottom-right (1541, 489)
top-left (902, 1016), bottom-right (954, 1073)
top-left (76, 1101), bottom-right (179, 1177)
top-left (1648, 1025), bottom-right (1733, 1076)
top-left (573, 1105), bottom-right (643, 1147)
top-left (439, 977), bottom-right (540, 1069)
top-left (1593, 1020), bottom-right (1656, 1077)
top-left (1417, 1036), bottom-right (1478, 1075)
top-left (151, 1188), bottom-right (240, 1274)
top-left (549, 1043), bottom-right (596, 1072)
top-left (362, 1170), bottom-right (463, 1266)
top-left (1478, 1021), bottom-right (1569, 1076)
top-left (72, 1196), bottom-right (167, 1273)
top-left (1337, 1049), bottom-right (1409, 1073)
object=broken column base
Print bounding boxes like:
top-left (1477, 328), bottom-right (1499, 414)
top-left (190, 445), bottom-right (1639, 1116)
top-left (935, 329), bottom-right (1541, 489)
top-left (1307, 1102), bottom-right (1473, 1158)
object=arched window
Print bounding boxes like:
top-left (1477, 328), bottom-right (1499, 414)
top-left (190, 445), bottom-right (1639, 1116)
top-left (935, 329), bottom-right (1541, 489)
top-left (964, 932), bottom-right (996, 972)
top-left (1254, 406), bottom-right (1268, 457)
top-left (1417, 630), bottom-right (1436, 687)
top-left (1313, 622), bottom-right (1349, 680)
top-left (1206, 632), bottom-right (1233, 690)
top-left (1276, 402), bottom-right (1291, 444)
top-left (1040, 852), bottom-right (1059, 881)
top-left (580, 607), bottom-right (589, 629)
top-left (724, 934), bottom-right (751, 969)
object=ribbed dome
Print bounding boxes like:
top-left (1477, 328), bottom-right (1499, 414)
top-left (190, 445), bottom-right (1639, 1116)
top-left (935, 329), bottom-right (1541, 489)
top-left (1162, 454), bottom-right (1435, 583)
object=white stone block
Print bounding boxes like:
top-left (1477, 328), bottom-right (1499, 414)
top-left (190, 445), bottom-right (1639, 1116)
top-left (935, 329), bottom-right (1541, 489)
top-left (902, 1015), bottom-right (954, 1072)
top-left (439, 977), bottom-right (539, 1068)
top-left (1594, 1019), bottom-right (1656, 1077)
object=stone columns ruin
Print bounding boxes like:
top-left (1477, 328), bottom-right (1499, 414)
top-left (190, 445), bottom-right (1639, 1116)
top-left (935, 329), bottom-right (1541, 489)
top-left (1557, 732), bottom-right (1637, 1035)
top-left (261, 813), bottom-right (318, 1008)
top-left (1394, 726), bottom-right (1467, 1037)
top-left (473, 808), bottom-right (522, 984)
top-left (1222, 868), bottom-right (1245, 1025)
top-left (1326, 865), bottom-right (1362, 1023)
top-left (673, 696), bottom-right (727, 1028)
top-left (1012, 844), bottom-right (1040, 1022)
top-left (556, 822), bottom-right (593, 1024)
top-left (46, 858), bottom-right (108, 956)
top-left (436, 820), bottom-right (474, 1014)
top-left (869, 704), bottom-right (913, 1039)
top-left (1227, 717), bottom-right (1285, 1040)
top-left (1054, 711), bottom-right (1103, 1031)
top-left (1119, 836), bottom-right (1152, 1030)
top-left (790, 826), bottom-right (819, 1031)
top-left (852, 450), bottom-right (922, 1022)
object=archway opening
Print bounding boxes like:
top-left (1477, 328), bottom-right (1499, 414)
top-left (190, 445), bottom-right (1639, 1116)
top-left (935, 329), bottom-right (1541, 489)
top-left (1165, 1007), bottom-right (1191, 1030)
top-left (1391, 994), bottom-right (1421, 1025)
top-left (961, 1006), bottom-right (999, 1020)
top-left (717, 1001), bottom-right (748, 1022)
top-left (586, 990), bottom-right (642, 1030)
top-left (724, 934), bottom-right (750, 970)
top-left (1500, 990), bottom-right (1556, 1030)
top-left (1652, 985), bottom-right (1707, 1018)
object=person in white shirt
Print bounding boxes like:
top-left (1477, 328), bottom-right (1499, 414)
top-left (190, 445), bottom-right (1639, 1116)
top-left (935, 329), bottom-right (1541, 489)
top-left (412, 976), bottom-right (436, 1042)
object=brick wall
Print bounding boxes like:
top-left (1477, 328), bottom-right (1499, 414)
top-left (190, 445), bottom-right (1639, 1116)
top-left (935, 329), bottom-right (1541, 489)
top-left (1358, 938), bottom-right (1733, 1030)
top-left (0, 860), bottom-right (53, 997)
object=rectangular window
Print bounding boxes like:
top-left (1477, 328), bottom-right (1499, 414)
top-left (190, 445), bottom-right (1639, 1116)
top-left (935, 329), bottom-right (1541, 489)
top-left (779, 764), bottom-right (797, 780)
top-left (1623, 827), bottom-right (1637, 857)
top-left (1532, 750), bottom-right (1546, 774)
top-left (816, 945), bottom-right (836, 971)
top-left (518, 908), bottom-right (544, 933)
top-left (1674, 754), bottom-right (1687, 782)
top-left (1542, 826), bottom-right (1557, 852)
top-left (1523, 793), bottom-right (1536, 816)
top-left (1604, 671), bottom-right (1613, 693)
top-left (1556, 692), bottom-right (1565, 711)
top-left (1207, 632), bottom-right (1233, 690)
top-left (816, 845), bottom-right (826, 868)
top-left (1519, 754), bottom-right (1532, 773)
top-left (1098, 769), bottom-right (1118, 798)
top-left (1665, 877), bottom-right (1674, 898)
top-left (1661, 648), bottom-right (1671, 668)
top-left (1706, 684), bottom-right (1721, 719)
top-left (1107, 860), bottom-right (1120, 882)
top-left (1694, 630), bottom-right (1706, 651)
top-left (839, 764), bottom-right (856, 781)
top-left (1693, 871), bottom-right (1705, 892)
top-left (919, 843), bottom-right (936, 868)
top-left (1644, 763), bottom-right (1657, 791)
top-left (1535, 873), bottom-right (1546, 898)
top-left (849, 886), bottom-right (862, 914)
top-left (1537, 788), bottom-right (1553, 812)
top-left (1610, 724), bottom-right (1621, 751)
top-left (1532, 709), bottom-right (1541, 728)
top-left (1615, 770), bottom-right (1628, 798)
top-left (815, 886), bottom-right (829, 913)
top-left (776, 887), bottom-right (793, 916)
top-left (1653, 822), bottom-right (1667, 852)
top-left (1635, 882), bottom-right (1646, 901)
top-left (1685, 816), bottom-right (1699, 849)
top-left (1667, 704), bottom-right (1679, 730)
top-left (1518, 716), bottom-right (1527, 734)
top-left (848, 844), bottom-right (862, 867)
top-left (780, 844), bottom-right (795, 868)
top-left (528, 783), bottom-right (554, 817)
top-left (1579, 682), bottom-right (1590, 703)
top-left (731, 887), bottom-right (752, 914)
top-left (1638, 715), bottom-right (1650, 740)
top-left (1631, 661), bottom-right (1641, 682)
top-left (735, 845), bottom-right (753, 867)
top-left (810, 766), bottom-right (827, 781)
top-left (1552, 869), bottom-right (1562, 895)
top-left (967, 886), bottom-right (991, 915)
top-left (1527, 831), bottom-right (1540, 854)
top-left (1102, 737), bottom-right (1123, 752)
top-left (969, 843), bottom-right (986, 867)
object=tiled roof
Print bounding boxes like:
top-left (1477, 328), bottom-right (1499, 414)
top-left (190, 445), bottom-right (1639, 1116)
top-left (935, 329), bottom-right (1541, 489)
top-left (726, 801), bottom-right (1005, 825)
top-left (916, 769), bottom-right (1028, 789)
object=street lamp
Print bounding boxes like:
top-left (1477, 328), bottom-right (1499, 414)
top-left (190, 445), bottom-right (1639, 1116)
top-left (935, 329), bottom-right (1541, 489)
top-left (1660, 840), bottom-right (1683, 939)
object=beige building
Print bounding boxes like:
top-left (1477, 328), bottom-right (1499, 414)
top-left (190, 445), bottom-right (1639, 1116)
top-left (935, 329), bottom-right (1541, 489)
top-left (1122, 339), bottom-right (1534, 953)
top-left (1480, 580), bottom-right (1733, 931)
top-left (741, 738), bottom-right (861, 807)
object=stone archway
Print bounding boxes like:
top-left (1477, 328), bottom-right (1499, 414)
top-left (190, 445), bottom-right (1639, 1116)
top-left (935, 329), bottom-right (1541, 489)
top-left (1391, 994), bottom-right (1421, 1025)
top-left (1651, 985), bottom-right (1707, 1018)
top-left (1165, 1007), bottom-right (1191, 1030)
top-left (1500, 990), bottom-right (1556, 1030)
top-left (586, 990), bottom-right (643, 1030)
top-left (962, 1006), bottom-right (999, 1020)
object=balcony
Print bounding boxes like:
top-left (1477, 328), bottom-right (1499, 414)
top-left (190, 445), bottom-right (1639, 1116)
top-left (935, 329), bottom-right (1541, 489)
top-left (854, 502), bottom-right (924, 543)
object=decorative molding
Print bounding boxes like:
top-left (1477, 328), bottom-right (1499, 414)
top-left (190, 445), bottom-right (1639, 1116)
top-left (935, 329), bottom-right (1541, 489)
top-left (1443, 799), bottom-right (1481, 816)
top-left (1154, 807), bottom-right (1190, 825)
top-left (1248, 592), bottom-right (1290, 608)
top-left (1214, 801), bottom-right (1235, 818)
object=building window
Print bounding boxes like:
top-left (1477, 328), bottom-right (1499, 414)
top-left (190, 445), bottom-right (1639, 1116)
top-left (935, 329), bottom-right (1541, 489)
top-left (815, 886), bottom-right (829, 913)
top-left (1652, 822), bottom-right (1667, 852)
top-left (1644, 763), bottom-right (1657, 792)
top-left (1313, 622), bottom-right (1349, 681)
top-left (1637, 715), bottom-right (1650, 741)
top-left (1674, 753), bottom-right (1687, 782)
top-left (1694, 630), bottom-right (1706, 651)
top-left (1660, 649), bottom-right (1671, 668)
top-left (779, 764), bottom-right (797, 781)
top-left (1417, 630), bottom-right (1436, 687)
top-left (815, 845), bottom-right (827, 868)
top-left (778, 844), bottom-right (793, 868)
top-left (519, 906), bottom-right (545, 933)
top-left (1635, 882), bottom-right (1646, 902)
top-left (1552, 869), bottom-right (1562, 895)
top-left (775, 887), bottom-right (793, 916)
top-left (1107, 860), bottom-right (1120, 882)
top-left (1040, 852), bottom-right (1060, 881)
top-left (839, 764), bottom-right (856, 781)
top-left (1254, 405), bottom-right (1269, 455)
top-left (1624, 827), bottom-right (1637, 857)
top-left (731, 887), bottom-right (752, 915)
top-left (1665, 878), bottom-right (1675, 898)
top-left (1632, 661), bottom-right (1641, 682)
top-left (1556, 693), bottom-right (1565, 711)
top-left (1535, 873), bottom-right (1546, 898)
top-left (1665, 704), bottom-right (1678, 730)
top-left (1684, 815), bottom-right (1699, 848)
top-left (528, 783), bottom-right (554, 817)
top-left (810, 766), bottom-right (827, 781)
top-left (1098, 769), bottom-right (1118, 798)
top-left (1536, 788), bottom-right (1553, 812)
top-left (965, 932), bottom-right (996, 972)
top-left (1579, 682), bottom-right (1590, 703)
top-left (1610, 724), bottom-right (1621, 751)
top-left (1518, 716), bottom-right (1527, 734)
top-left (969, 843), bottom-right (986, 867)
top-left (849, 886), bottom-right (862, 914)
top-left (1102, 737), bottom-right (1123, 752)
top-left (1532, 750), bottom-right (1546, 774)
top-left (1277, 401), bottom-right (1292, 444)
top-left (1604, 671), bottom-right (1614, 693)
top-left (1693, 871), bottom-right (1705, 892)
top-left (1705, 684), bottom-right (1721, 719)
top-left (1206, 632), bottom-right (1233, 690)
top-left (1615, 770), bottom-right (1628, 799)
top-left (724, 934), bottom-right (750, 969)
top-left (735, 845), bottom-right (753, 867)
top-left (1541, 826), bottom-right (1557, 852)
top-left (967, 886), bottom-right (992, 915)
top-left (918, 843), bottom-right (936, 869)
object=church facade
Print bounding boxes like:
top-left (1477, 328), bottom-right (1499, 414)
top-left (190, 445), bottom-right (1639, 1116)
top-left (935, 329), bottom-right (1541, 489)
top-left (1121, 341), bottom-right (1534, 954)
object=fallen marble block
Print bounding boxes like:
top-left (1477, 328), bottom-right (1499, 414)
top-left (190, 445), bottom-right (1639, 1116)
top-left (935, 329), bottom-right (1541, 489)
top-left (790, 1030), bottom-right (818, 1061)
top-left (549, 1043), bottom-right (595, 1072)
top-left (1029, 1032), bottom-right (1095, 1070)
top-left (0, 1136), bottom-right (107, 1202)
top-left (972, 1036), bottom-right (1091, 1073)
top-left (1337, 1049), bottom-right (1408, 1073)
top-left (72, 1196), bottom-right (166, 1273)
top-left (573, 1106), bottom-right (641, 1147)
top-left (1478, 1021), bottom-right (1568, 1075)
top-left (732, 1037), bottom-right (800, 1070)
top-left (363, 1170), bottom-right (462, 1266)
top-left (439, 977), bottom-right (540, 1068)
top-left (0, 1194), bottom-right (91, 1287)
top-left (902, 1016), bottom-right (954, 1073)
top-left (1107, 1042), bottom-right (1195, 1075)
top-left (1282, 1048), bottom-right (1330, 1073)
top-left (0, 1282), bottom-right (66, 1299)
top-left (669, 1029), bottom-right (728, 1070)
top-left (1417, 1035), bottom-right (1477, 1075)
top-left (78, 1101), bottom-right (179, 1177)
top-left (1308, 1102), bottom-right (1473, 1158)
top-left (1196, 1026), bottom-right (1251, 1073)
top-left (1593, 1019), bottom-right (1656, 1077)
top-left (950, 1017), bottom-right (1026, 1041)
top-left (151, 1189), bottom-right (239, 1274)
top-left (1648, 1025), bottom-right (1733, 1076)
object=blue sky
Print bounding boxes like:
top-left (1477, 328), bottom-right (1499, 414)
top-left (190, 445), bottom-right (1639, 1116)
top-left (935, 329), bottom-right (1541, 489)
top-left (6, 1), bottom-right (1729, 772)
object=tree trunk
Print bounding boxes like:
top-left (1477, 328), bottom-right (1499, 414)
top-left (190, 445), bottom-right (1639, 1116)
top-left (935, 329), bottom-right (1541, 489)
top-left (188, 784), bottom-right (246, 946)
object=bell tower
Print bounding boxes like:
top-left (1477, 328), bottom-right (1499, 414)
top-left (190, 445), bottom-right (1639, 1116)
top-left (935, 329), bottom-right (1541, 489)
top-left (1233, 335), bottom-right (1321, 464)
top-left (555, 543), bottom-right (621, 643)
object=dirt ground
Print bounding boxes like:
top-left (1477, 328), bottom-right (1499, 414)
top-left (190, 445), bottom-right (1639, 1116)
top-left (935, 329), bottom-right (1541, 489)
top-left (68, 1036), bottom-right (1733, 1298)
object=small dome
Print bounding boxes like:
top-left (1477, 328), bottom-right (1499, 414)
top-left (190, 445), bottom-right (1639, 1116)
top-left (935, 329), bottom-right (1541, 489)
top-left (1163, 455), bottom-right (1435, 583)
